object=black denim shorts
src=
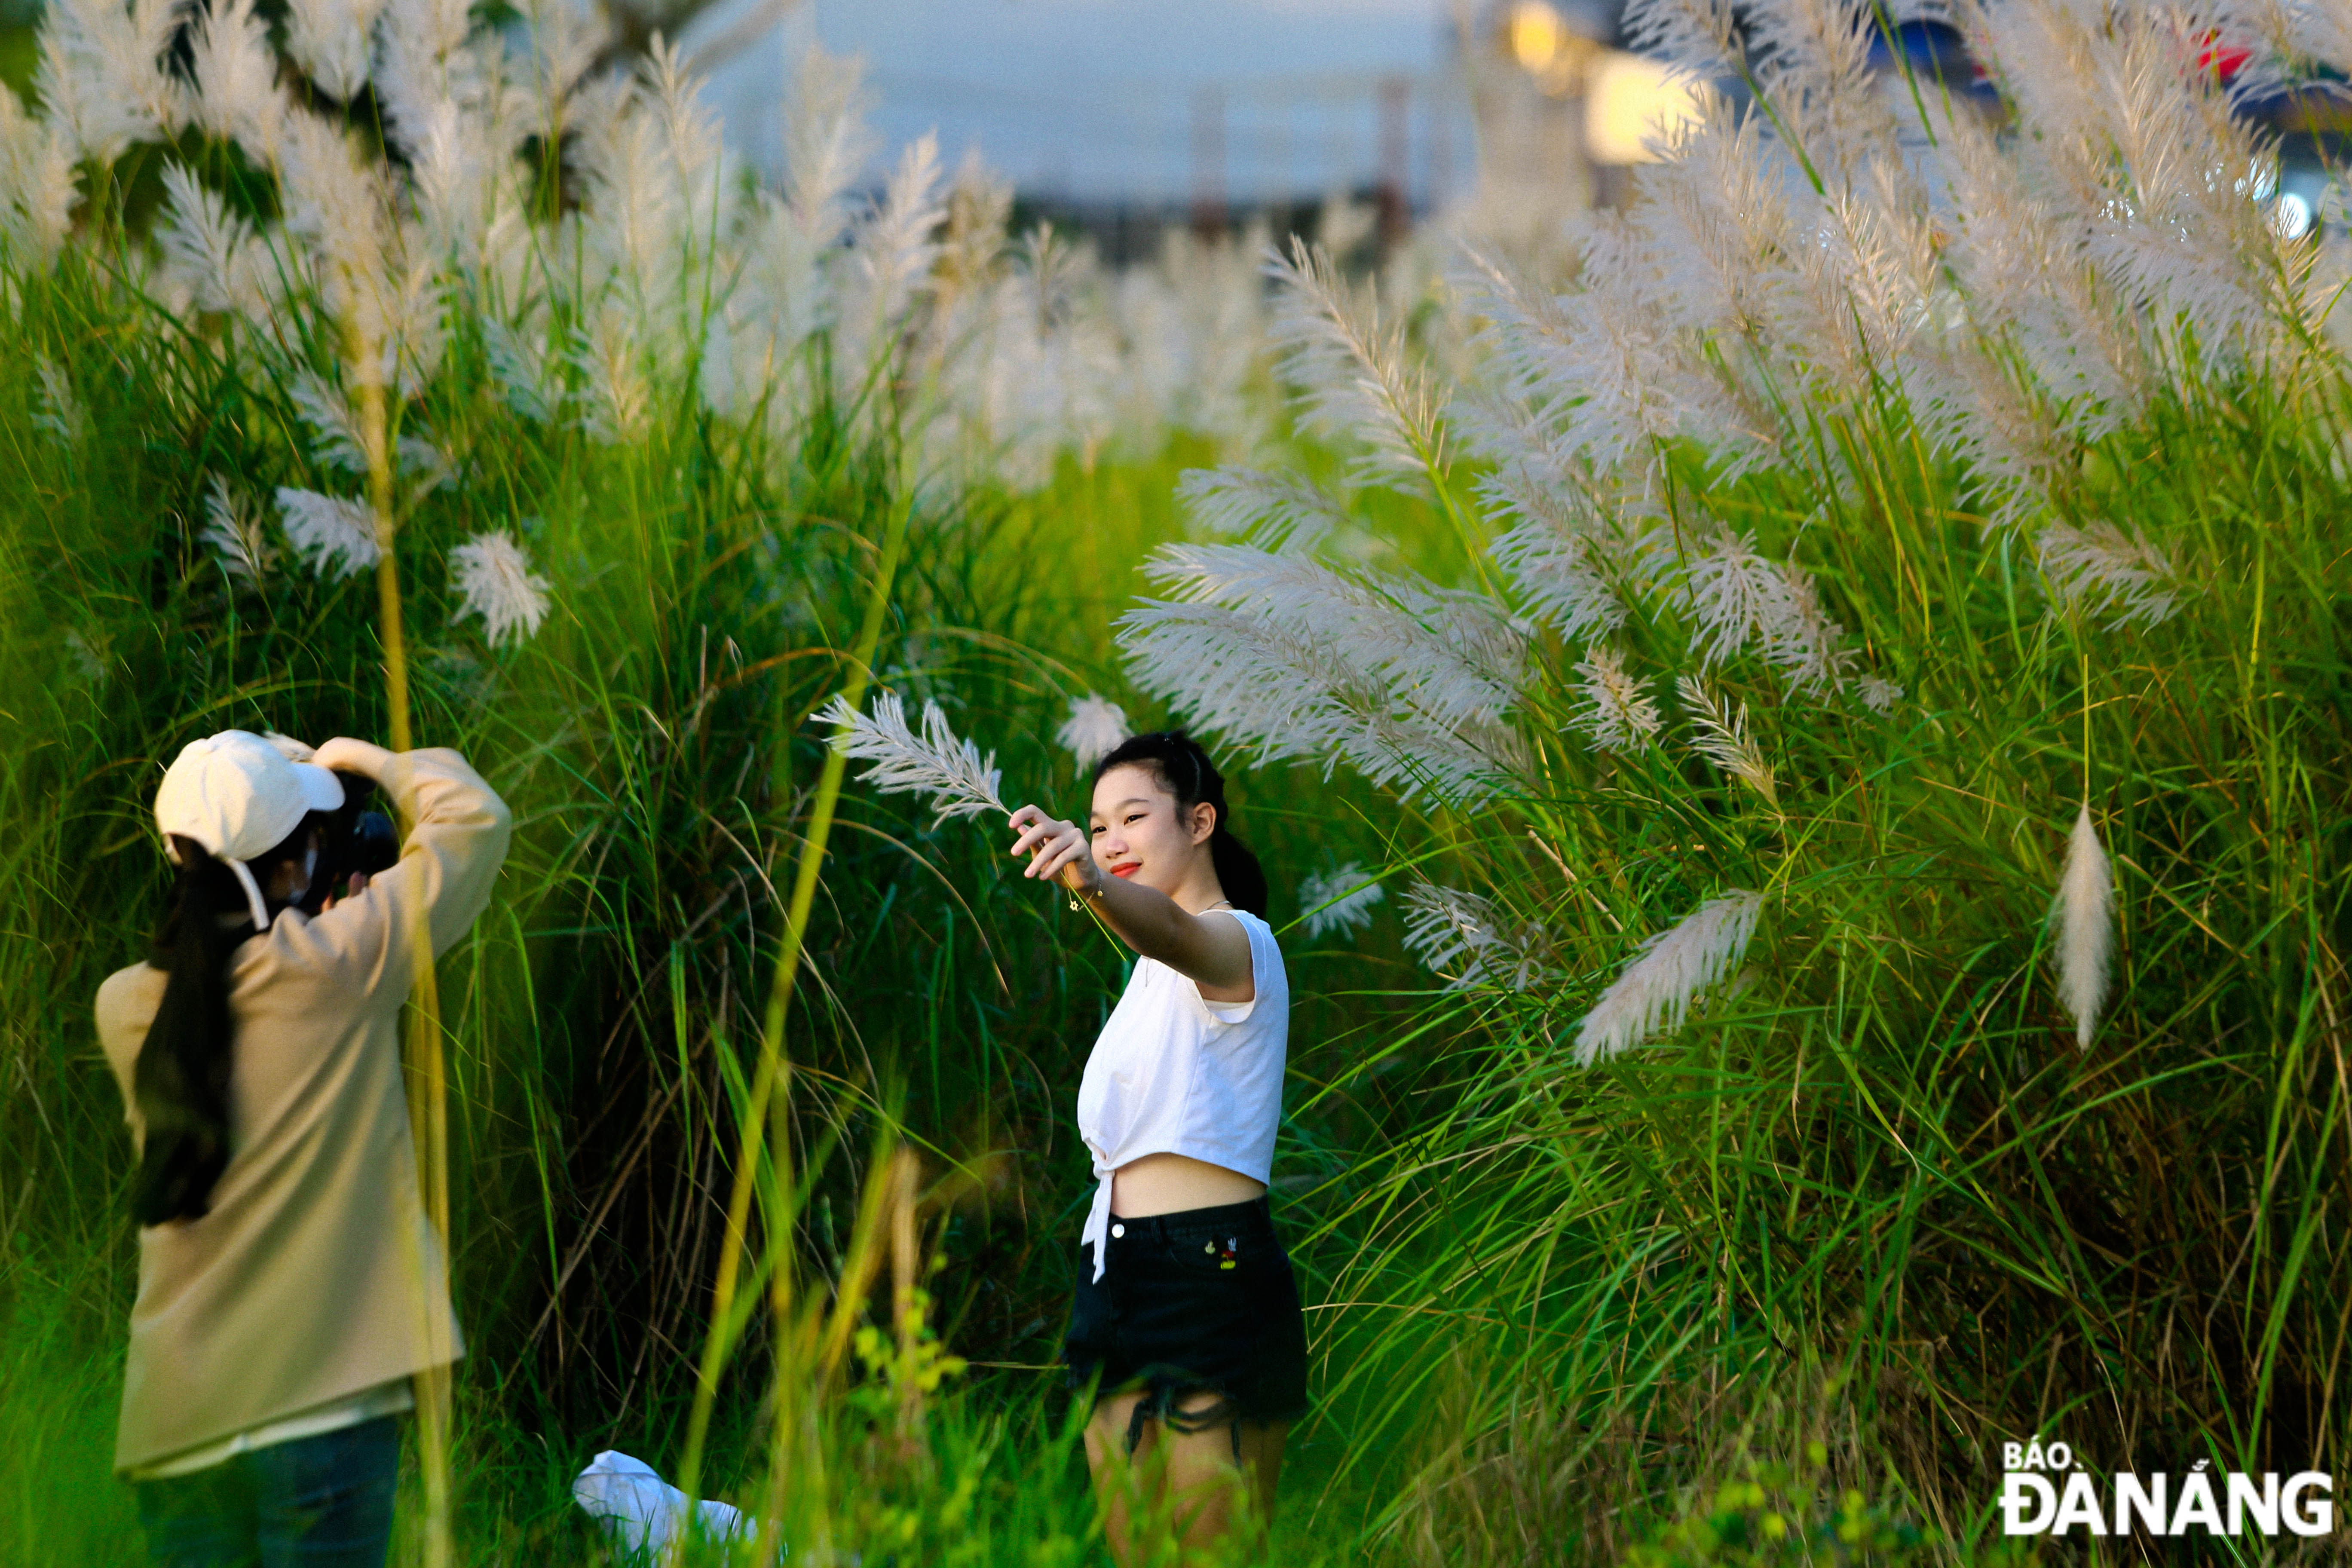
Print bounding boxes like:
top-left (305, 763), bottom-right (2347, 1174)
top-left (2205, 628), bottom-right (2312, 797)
top-left (1062, 1195), bottom-right (1310, 1454)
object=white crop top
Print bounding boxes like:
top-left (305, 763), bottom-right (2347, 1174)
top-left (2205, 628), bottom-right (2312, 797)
top-left (1075, 909), bottom-right (1289, 1281)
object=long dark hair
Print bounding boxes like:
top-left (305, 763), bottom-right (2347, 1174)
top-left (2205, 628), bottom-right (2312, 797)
top-left (133, 819), bottom-right (312, 1225)
top-left (1091, 731), bottom-right (1269, 917)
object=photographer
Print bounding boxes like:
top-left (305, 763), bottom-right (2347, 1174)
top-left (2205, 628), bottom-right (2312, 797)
top-left (95, 731), bottom-right (511, 1566)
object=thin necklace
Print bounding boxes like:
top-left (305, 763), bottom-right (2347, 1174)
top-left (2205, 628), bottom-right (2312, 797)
top-left (1199, 898), bottom-right (1234, 913)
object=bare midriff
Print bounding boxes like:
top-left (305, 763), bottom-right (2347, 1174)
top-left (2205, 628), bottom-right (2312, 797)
top-left (1110, 1151), bottom-right (1267, 1217)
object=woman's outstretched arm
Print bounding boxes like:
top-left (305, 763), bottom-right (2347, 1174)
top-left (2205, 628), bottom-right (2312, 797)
top-left (1006, 804), bottom-right (1253, 997)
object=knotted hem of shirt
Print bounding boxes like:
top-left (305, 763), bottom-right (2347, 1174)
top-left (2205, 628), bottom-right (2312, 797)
top-left (1122, 1375), bottom-right (1249, 1465)
top-left (1081, 1160), bottom-right (1115, 1282)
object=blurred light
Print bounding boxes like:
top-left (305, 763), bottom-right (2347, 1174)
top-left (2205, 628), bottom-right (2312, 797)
top-left (1508, 1), bottom-right (1565, 71)
top-left (2274, 191), bottom-right (2313, 239)
top-left (1587, 52), bottom-right (1703, 165)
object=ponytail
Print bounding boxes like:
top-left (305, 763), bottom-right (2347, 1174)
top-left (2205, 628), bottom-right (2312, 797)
top-left (133, 816), bottom-right (313, 1225)
top-left (1207, 830), bottom-right (1270, 921)
top-left (1092, 731), bottom-right (1268, 917)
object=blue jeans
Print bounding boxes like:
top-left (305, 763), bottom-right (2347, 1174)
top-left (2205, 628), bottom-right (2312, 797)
top-left (134, 1416), bottom-right (400, 1568)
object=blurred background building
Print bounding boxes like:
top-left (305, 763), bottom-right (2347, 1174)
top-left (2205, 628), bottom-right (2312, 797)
top-left (0, 0), bottom-right (2335, 255)
top-left (669, 0), bottom-right (1712, 262)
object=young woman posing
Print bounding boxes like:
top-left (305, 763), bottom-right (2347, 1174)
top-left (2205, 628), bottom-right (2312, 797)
top-left (1007, 732), bottom-right (1306, 1563)
top-left (97, 730), bottom-right (510, 1567)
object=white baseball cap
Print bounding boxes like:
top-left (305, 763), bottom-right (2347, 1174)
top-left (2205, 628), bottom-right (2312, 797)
top-left (154, 730), bottom-right (346, 929)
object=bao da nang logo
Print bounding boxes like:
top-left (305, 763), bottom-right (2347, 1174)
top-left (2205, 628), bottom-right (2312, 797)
top-left (2000, 1436), bottom-right (2334, 1537)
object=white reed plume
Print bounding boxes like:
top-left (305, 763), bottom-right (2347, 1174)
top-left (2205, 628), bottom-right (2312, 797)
top-left (573, 303), bottom-right (654, 443)
top-left (1925, 102), bottom-right (2064, 353)
top-left (401, 98), bottom-right (488, 265)
top-left (31, 354), bottom-right (85, 446)
top-left (1674, 530), bottom-right (1856, 697)
top-left (1782, 171), bottom-right (1940, 401)
top-left (733, 42), bottom-right (870, 362)
top-left (1573, 889), bottom-right (1761, 1066)
top-left (1977, 0), bottom-right (2273, 372)
top-left (1464, 415), bottom-right (1627, 643)
top-left (817, 690), bottom-right (1008, 825)
top-left (1621, 0), bottom-right (1746, 77)
top-left (570, 84), bottom-right (682, 312)
top-left (1176, 466), bottom-right (1350, 551)
top-left (1488, 511), bottom-right (1623, 643)
top-left (0, 81), bottom-right (76, 270)
top-left (290, 371), bottom-right (369, 472)
top-left (276, 487), bottom-right (381, 579)
top-left (1142, 543), bottom-right (1528, 729)
top-left (274, 107), bottom-right (445, 398)
top-left (1676, 676), bottom-right (1776, 807)
top-left (851, 132), bottom-right (946, 340)
top-left (1120, 596), bottom-right (1514, 804)
top-left (1124, 219), bottom-right (1269, 444)
top-left (1629, 94), bottom-right (1792, 344)
top-left (285, 0), bottom-right (385, 101)
top-left (1680, 529), bottom-right (1782, 668)
top-left (1400, 880), bottom-right (1549, 990)
top-left (155, 165), bottom-right (260, 316)
top-left (188, 0), bottom-right (284, 160)
top-left (2221, 0), bottom-right (2352, 77)
top-left (450, 530), bottom-right (551, 646)
top-left (1856, 675), bottom-right (1903, 714)
top-left (1743, 0), bottom-right (1890, 184)
top-left (1457, 234), bottom-right (1766, 488)
top-left (1055, 694), bottom-right (1128, 772)
top-left (1266, 236), bottom-right (1445, 484)
top-left (2052, 802), bottom-right (2114, 1049)
top-left (517, 0), bottom-right (601, 132)
top-left (276, 111), bottom-right (395, 373)
top-left (1120, 541), bottom-right (1531, 802)
top-left (37, 0), bottom-right (185, 164)
top-left (784, 44), bottom-right (871, 241)
top-left (1569, 646), bottom-right (1662, 754)
top-left (1299, 864), bottom-right (1384, 941)
top-left (202, 477), bottom-right (276, 584)
top-left (934, 150), bottom-right (1010, 300)
top-left (287, 373), bottom-right (446, 480)
top-left (483, 318), bottom-right (556, 421)
top-left (621, 38), bottom-right (720, 283)
top-left (373, 0), bottom-right (480, 145)
top-left (2036, 521), bottom-right (2186, 630)
top-left (1756, 561), bottom-right (1858, 696)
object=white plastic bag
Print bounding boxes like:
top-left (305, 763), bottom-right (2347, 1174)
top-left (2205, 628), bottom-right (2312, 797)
top-left (572, 1450), bottom-right (752, 1556)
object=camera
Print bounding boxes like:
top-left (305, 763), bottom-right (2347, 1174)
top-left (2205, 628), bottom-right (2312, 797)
top-left (297, 771), bottom-right (401, 914)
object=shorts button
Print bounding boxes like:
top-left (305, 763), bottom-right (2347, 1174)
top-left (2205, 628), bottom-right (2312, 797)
top-left (1111, 1224), bottom-right (1125, 1238)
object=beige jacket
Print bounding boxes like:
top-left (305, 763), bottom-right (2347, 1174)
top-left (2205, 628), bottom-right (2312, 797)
top-left (97, 748), bottom-right (512, 1474)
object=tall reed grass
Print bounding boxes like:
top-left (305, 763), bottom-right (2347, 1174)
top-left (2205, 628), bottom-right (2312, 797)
top-left (9, 0), bottom-right (2340, 1560)
top-left (1113, 0), bottom-right (2352, 1558)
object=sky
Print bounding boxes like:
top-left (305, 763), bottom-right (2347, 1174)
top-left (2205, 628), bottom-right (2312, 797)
top-left (689, 0), bottom-right (1476, 205)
